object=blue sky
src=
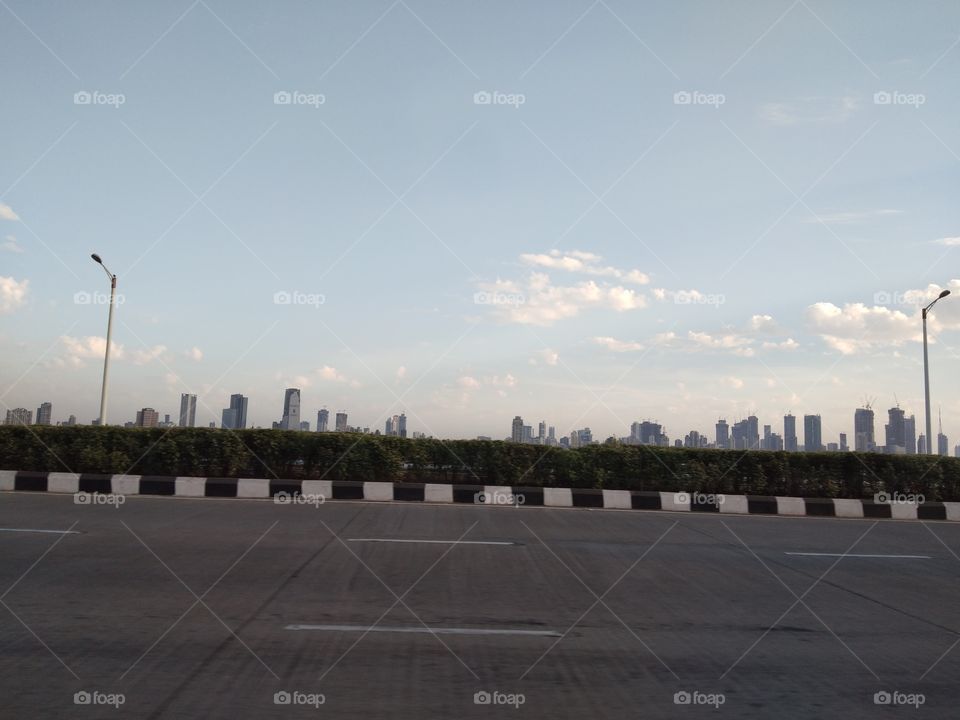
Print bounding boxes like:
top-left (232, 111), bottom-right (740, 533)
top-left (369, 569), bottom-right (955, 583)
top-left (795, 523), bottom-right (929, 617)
top-left (2, 0), bottom-right (959, 444)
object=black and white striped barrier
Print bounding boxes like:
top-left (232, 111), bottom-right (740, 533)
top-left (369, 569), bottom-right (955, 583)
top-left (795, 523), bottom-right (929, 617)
top-left (1, 471), bottom-right (956, 521)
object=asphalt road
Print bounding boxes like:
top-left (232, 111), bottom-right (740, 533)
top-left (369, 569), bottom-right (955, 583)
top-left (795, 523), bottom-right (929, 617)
top-left (1, 492), bottom-right (959, 719)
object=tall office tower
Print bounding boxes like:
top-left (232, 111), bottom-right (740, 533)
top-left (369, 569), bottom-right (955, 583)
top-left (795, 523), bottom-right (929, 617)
top-left (281, 388), bottom-right (301, 430)
top-left (179, 394), bottom-right (197, 427)
top-left (385, 416), bottom-right (396, 436)
top-left (522, 425), bottom-right (533, 443)
top-left (629, 421), bottom-right (642, 443)
top-left (684, 431), bottom-right (703, 448)
top-left (335, 412), bottom-right (348, 432)
top-left (768, 433), bottom-right (784, 451)
top-left (35, 402), bottom-right (52, 425)
top-left (747, 416), bottom-right (760, 449)
top-left (803, 414), bottom-right (823, 452)
top-left (938, 410), bottom-right (948, 456)
top-left (638, 421), bottom-right (664, 446)
top-left (784, 414), bottom-right (798, 452)
top-left (904, 415), bottom-right (917, 454)
top-left (135, 408), bottom-right (159, 427)
top-left (885, 406), bottom-right (906, 453)
top-left (221, 408), bottom-right (237, 429)
top-left (569, 431), bottom-right (580, 448)
top-left (538, 421), bottom-right (547, 444)
top-left (955, 444), bottom-right (960, 458)
top-left (578, 428), bottom-right (593, 445)
top-left (839, 433), bottom-right (848, 452)
top-left (918, 434), bottom-right (927, 455)
top-left (715, 419), bottom-right (729, 449)
top-left (397, 413), bottom-right (407, 438)
top-left (300, 421), bottom-right (310, 432)
top-left (227, 394), bottom-right (248, 429)
top-left (66, 414), bottom-right (77, 426)
top-left (317, 408), bottom-right (329, 432)
top-left (854, 406), bottom-right (875, 452)
top-left (164, 414), bottom-right (171, 425)
top-left (5, 408), bottom-right (32, 425)
top-left (548, 426), bottom-right (556, 446)
top-left (762, 424), bottom-right (772, 450)
top-left (511, 416), bottom-right (524, 443)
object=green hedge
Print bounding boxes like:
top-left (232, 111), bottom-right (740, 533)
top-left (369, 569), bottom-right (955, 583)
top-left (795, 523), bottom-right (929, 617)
top-left (1, 426), bottom-right (959, 500)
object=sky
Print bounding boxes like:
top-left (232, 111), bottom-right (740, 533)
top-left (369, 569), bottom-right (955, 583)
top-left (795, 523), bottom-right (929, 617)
top-left (1, 0), bottom-right (959, 445)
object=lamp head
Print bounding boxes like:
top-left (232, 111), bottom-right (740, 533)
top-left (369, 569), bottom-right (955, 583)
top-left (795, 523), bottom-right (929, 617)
top-left (91, 253), bottom-right (102, 264)
top-left (939, 289), bottom-right (951, 299)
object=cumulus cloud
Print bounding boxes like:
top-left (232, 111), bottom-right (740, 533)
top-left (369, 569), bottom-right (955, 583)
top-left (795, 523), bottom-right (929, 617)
top-left (317, 365), bottom-right (349, 383)
top-left (0, 203), bottom-right (19, 221)
top-left (688, 331), bottom-right (755, 357)
top-left (60, 335), bottom-right (125, 366)
top-left (132, 345), bottom-right (167, 365)
top-left (477, 271), bottom-right (647, 326)
top-left (185, 346), bottom-right (203, 362)
top-left (592, 336), bottom-right (645, 352)
top-left (2, 235), bottom-right (23, 253)
top-left (749, 314), bottom-right (778, 333)
top-left (0, 276), bottom-right (28, 314)
top-left (762, 338), bottom-right (800, 350)
top-left (530, 349), bottom-right (559, 366)
top-left (934, 237), bottom-right (960, 247)
top-left (457, 375), bottom-right (480, 389)
top-left (724, 376), bottom-right (745, 389)
top-left (806, 302), bottom-right (917, 354)
top-left (519, 250), bottom-right (649, 285)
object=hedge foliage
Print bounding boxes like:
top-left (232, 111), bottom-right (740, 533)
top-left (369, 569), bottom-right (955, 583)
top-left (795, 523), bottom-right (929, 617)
top-left (1, 426), bottom-right (959, 500)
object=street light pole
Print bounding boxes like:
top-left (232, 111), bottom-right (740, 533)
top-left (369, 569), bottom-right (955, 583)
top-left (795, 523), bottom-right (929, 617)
top-left (91, 254), bottom-right (116, 426)
top-left (922, 289), bottom-right (951, 455)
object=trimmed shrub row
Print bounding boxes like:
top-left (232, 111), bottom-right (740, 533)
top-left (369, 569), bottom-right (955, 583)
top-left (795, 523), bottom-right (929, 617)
top-left (1, 426), bottom-right (959, 500)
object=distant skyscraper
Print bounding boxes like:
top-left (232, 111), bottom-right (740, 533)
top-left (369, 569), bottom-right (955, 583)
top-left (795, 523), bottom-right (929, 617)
top-left (904, 415), bottom-right (917, 454)
top-left (885, 406), bottom-right (906, 454)
top-left (221, 408), bottom-right (237, 429)
top-left (854, 407), bottom-right (875, 452)
top-left (783, 414), bottom-right (798, 452)
top-left (335, 412), bottom-right (348, 432)
top-left (511, 416), bottom-right (524, 443)
top-left (715, 419), bottom-right (729, 449)
top-left (281, 388), bottom-right (301, 430)
top-left (135, 408), bottom-right (159, 428)
top-left (918, 434), bottom-right (927, 455)
top-left (762, 424), bottom-right (772, 450)
top-left (65, 414), bottom-right (77, 426)
top-left (938, 410), bottom-right (948, 456)
top-left (839, 433), bottom-right (848, 452)
top-left (225, 394), bottom-right (248, 429)
top-left (300, 420), bottom-right (310, 432)
top-left (35, 402), bottom-right (52, 426)
top-left (179, 393), bottom-right (197, 427)
top-left (803, 414), bottom-right (822, 452)
top-left (538, 420), bottom-right (547, 444)
top-left (5, 408), bottom-right (32, 425)
top-left (317, 408), bottom-right (329, 432)
top-left (397, 413), bottom-right (407, 438)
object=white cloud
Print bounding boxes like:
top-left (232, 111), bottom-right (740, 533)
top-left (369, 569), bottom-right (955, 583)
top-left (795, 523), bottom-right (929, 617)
top-left (806, 302), bottom-right (917, 354)
top-left (592, 336), bottom-right (645, 352)
top-left (934, 237), bottom-right (960, 247)
top-left (519, 250), bottom-right (650, 285)
top-left (396, 366), bottom-right (407, 380)
top-left (724, 376), bottom-right (745, 389)
top-left (60, 335), bottom-right (125, 366)
top-left (0, 203), bottom-right (19, 221)
top-left (2, 235), bottom-right (23, 253)
top-left (687, 331), bottom-right (755, 357)
top-left (132, 345), bottom-right (167, 365)
top-left (0, 276), bottom-right (28, 314)
top-left (185, 346), bottom-right (203, 362)
top-left (530, 348), bottom-right (559, 365)
top-left (317, 365), bottom-right (348, 383)
top-left (762, 338), bottom-right (800, 350)
top-left (760, 96), bottom-right (858, 126)
top-left (749, 314), bottom-right (778, 333)
top-left (457, 375), bottom-right (480, 389)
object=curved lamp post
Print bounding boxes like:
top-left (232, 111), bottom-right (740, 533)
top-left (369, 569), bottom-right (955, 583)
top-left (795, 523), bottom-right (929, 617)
top-left (923, 289), bottom-right (950, 454)
top-left (91, 254), bottom-right (116, 426)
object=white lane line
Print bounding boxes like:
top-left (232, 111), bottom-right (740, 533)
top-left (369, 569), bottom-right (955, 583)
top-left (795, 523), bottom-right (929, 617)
top-left (0, 528), bottom-right (81, 535)
top-left (785, 552), bottom-right (931, 559)
top-left (286, 624), bottom-right (560, 637)
top-left (348, 538), bottom-right (515, 546)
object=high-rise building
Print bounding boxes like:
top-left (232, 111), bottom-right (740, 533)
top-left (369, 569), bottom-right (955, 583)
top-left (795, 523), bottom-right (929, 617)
top-left (803, 414), bottom-right (822, 452)
top-left (225, 394), bottom-right (248, 429)
top-left (317, 408), bottom-right (329, 432)
top-left (854, 407), bottom-right (875, 452)
top-left (300, 420), bottom-right (310, 432)
top-left (918, 434), bottom-right (927, 455)
top-left (885, 406), bottom-right (906, 454)
top-left (179, 393), bottom-right (197, 427)
top-left (731, 416), bottom-right (759, 450)
top-left (511, 416), bottom-right (524, 443)
top-left (715, 419), bottom-right (729, 449)
top-left (762, 424), bottom-right (772, 450)
top-left (904, 415), bottom-right (917, 454)
top-left (221, 408), bottom-right (237, 429)
top-left (135, 408), bottom-right (159, 428)
top-left (397, 413), bottom-right (407, 438)
top-left (5, 408), bottom-right (32, 425)
top-left (954, 444), bottom-right (960, 458)
top-left (335, 412), bottom-right (348, 432)
top-left (538, 420), bottom-right (547, 444)
top-left (839, 433), bottom-right (848, 452)
top-left (784, 414), bottom-right (798, 452)
top-left (281, 388), bottom-right (301, 430)
top-left (65, 414), bottom-right (77, 426)
top-left (938, 410), bottom-right (948, 456)
top-left (35, 402), bottom-right (52, 425)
